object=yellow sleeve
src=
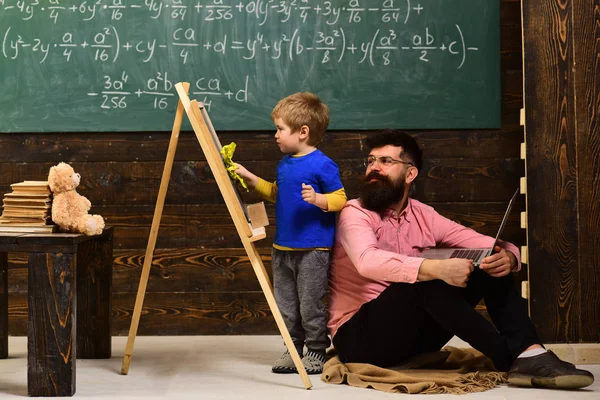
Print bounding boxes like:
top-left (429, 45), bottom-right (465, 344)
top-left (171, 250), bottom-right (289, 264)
top-left (324, 188), bottom-right (347, 212)
top-left (254, 178), bottom-right (278, 203)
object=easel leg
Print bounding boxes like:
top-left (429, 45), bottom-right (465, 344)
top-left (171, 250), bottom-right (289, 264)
top-left (243, 242), bottom-right (313, 389)
top-left (120, 83), bottom-right (190, 375)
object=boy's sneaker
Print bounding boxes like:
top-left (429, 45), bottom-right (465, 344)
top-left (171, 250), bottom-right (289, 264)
top-left (302, 351), bottom-right (326, 375)
top-left (272, 350), bottom-right (298, 374)
top-left (508, 350), bottom-right (594, 389)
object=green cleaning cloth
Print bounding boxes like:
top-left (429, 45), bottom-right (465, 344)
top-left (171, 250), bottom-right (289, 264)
top-left (220, 142), bottom-right (249, 191)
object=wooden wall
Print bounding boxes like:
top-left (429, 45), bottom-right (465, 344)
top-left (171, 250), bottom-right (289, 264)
top-left (522, 0), bottom-right (600, 343)
top-left (1, 0), bottom-right (525, 336)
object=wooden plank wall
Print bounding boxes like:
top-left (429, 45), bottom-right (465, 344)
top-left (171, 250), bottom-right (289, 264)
top-left (1, 0), bottom-right (525, 336)
top-left (573, 0), bottom-right (600, 344)
top-left (522, 0), bottom-right (600, 343)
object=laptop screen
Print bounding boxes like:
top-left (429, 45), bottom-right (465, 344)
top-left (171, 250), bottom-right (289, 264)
top-left (490, 188), bottom-right (520, 252)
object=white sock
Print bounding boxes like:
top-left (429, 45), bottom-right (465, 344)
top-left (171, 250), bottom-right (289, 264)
top-left (517, 348), bottom-right (547, 358)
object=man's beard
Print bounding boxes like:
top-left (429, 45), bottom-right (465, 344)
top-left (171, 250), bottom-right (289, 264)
top-left (359, 171), bottom-right (406, 213)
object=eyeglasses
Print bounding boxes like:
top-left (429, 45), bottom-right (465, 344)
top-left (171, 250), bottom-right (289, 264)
top-left (364, 155), bottom-right (414, 169)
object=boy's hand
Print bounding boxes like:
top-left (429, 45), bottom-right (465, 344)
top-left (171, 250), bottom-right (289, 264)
top-left (234, 163), bottom-right (259, 189)
top-left (302, 183), bottom-right (329, 210)
top-left (234, 163), bottom-right (252, 180)
top-left (301, 183), bottom-right (317, 204)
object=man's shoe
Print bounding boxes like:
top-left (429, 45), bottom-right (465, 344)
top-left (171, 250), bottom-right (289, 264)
top-left (508, 350), bottom-right (594, 389)
top-left (272, 350), bottom-right (298, 374)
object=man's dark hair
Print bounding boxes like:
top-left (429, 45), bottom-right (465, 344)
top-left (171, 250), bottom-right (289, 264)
top-left (364, 129), bottom-right (423, 171)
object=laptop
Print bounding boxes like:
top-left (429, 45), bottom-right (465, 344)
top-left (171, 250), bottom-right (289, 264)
top-left (421, 188), bottom-right (519, 267)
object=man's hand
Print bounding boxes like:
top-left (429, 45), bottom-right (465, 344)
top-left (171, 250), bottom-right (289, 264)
top-left (418, 258), bottom-right (474, 288)
top-left (479, 246), bottom-right (515, 278)
top-left (439, 258), bottom-right (474, 287)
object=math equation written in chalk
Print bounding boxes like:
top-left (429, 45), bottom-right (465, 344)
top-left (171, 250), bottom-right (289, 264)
top-left (0, 0), bottom-right (501, 131)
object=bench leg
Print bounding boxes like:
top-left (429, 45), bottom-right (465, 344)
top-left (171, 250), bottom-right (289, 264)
top-left (76, 233), bottom-right (112, 359)
top-left (0, 251), bottom-right (7, 359)
top-left (28, 252), bottom-right (76, 397)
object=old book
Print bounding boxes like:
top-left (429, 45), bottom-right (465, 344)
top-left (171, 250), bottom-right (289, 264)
top-left (2, 204), bottom-right (49, 210)
top-left (11, 181), bottom-right (49, 188)
top-left (0, 215), bottom-right (49, 222)
top-left (1, 208), bottom-right (49, 215)
top-left (0, 219), bottom-right (49, 226)
top-left (4, 193), bottom-right (51, 199)
top-left (10, 187), bottom-right (50, 192)
top-left (3, 198), bottom-right (51, 205)
top-left (0, 225), bottom-right (56, 233)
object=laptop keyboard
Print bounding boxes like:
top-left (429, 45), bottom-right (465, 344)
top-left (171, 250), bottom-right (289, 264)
top-left (450, 249), bottom-right (485, 261)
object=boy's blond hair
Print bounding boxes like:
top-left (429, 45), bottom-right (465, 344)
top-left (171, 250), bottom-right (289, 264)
top-left (271, 92), bottom-right (329, 146)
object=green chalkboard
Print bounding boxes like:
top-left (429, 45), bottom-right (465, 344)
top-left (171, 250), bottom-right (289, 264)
top-left (0, 0), bottom-right (500, 132)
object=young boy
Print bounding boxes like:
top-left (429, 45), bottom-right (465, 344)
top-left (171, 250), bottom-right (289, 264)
top-left (235, 92), bottom-right (346, 375)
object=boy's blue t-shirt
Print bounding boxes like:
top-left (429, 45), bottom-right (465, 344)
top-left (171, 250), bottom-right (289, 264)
top-left (274, 149), bottom-right (343, 248)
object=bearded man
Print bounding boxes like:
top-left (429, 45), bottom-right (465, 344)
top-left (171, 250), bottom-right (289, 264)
top-left (327, 130), bottom-right (593, 390)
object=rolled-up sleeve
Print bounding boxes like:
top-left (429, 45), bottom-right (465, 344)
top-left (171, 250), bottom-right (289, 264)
top-left (337, 206), bottom-right (424, 283)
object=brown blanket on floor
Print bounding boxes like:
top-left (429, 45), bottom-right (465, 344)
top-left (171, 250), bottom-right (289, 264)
top-left (321, 346), bottom-right (507, 394)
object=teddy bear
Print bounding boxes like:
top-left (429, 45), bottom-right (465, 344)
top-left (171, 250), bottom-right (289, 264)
top-left (48, 162), bottom-right (105, 236)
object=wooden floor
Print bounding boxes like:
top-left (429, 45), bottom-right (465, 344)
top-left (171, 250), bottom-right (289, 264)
top-left (1, 336), bottom-right (598, 399)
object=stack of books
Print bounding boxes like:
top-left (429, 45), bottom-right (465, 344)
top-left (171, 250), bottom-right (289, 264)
top-left (0, 181), bottom-right (55, 233)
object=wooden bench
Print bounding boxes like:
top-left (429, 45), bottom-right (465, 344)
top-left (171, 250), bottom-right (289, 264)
top-left (0, 227), bottom-right (113, 396)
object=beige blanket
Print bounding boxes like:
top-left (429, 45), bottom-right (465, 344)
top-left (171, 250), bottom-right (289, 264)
top-left (321, 346), bottom-right (507, 394)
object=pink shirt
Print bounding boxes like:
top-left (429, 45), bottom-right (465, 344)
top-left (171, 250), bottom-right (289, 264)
top-left (328, 198), bottom-right (521, 338)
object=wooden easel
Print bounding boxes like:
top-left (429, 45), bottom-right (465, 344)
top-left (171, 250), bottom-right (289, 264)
top-left (120, 82), bottom-right (312, 389)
